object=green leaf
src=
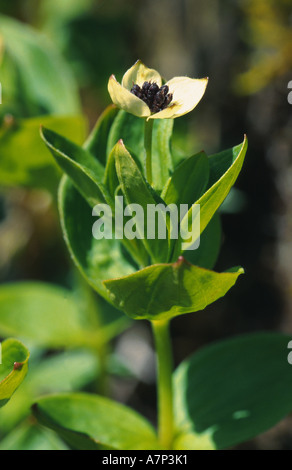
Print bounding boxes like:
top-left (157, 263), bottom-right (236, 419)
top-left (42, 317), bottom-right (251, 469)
top-left (161, 150), bottom-right (210, 262)
top-left (102, 143), bottom-right (151, 267)
top-left (28, 351), bottom-right (99, 395)
top-left (0, 350), bottom-right (100, 434)
top-left (173, 332), bottom-right (292, 450)
top-left (44, 126), bottom-right (146, 281)
top-left (103, 143), bottom-right (121, 201)
top-left (219, 188), bottom-right (246, 214)
top-left (199, 136), bottom-right (247, 233)
top-left (59, 176), bottom-right (136, 301)
top-left (162, 151), bottom-right (209, 207)
top-left (107, 110), bottom-right (144, 164)
top-left (84, 105), bottom-right (119, 166)
top-left (151, 118), bottom-right (174, 190)
top-left (41, 127), bottom-right (109, 207)
top-left (184, 213), bottom-right (222, 270)
top-left (0, 282), bottom-right (99, 349)
top-left (0, 114), bottom-right (87, 191)
top-left (0, 422), bottom-right (69, 450)
top-left (0, 339), bottom-right (29, 408)
top-left (104, 257), bottom-right (243, 321)
top-left (175, 136), bottom-right (247, 257)
top-left (207, 141), bottom-right (247, 190)
top-left (173, 431), bottom-right (216, 451)
top-left (104, 142), bottom-right (146, 208)
top-left (33, 392), bottom-right (160, 450)
top-left (107, 110), bottom-right (174, 190)
top-left (0, 15), bottom-right (80, 116)
top-left (115, 140), bottom-right (169, 263)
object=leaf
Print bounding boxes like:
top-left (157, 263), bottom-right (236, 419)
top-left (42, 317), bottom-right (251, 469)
top-left (107, 110), bottom-right (174, 189)
top-left (115, 140), bottom-right (169, 263)
top-left (0, 339), bottom-right (29, 408)
top-left (104, 257), bottom-right (243, 321)
top-left (0, 114), bottom-right (87, 191)
top-left (59, 176), bottom-right (136, 301)
top-left (184, 213), bottom-right (222, 270)
top-left (219, 188), bottom-right (246, 214)
top-left (27, 350), bottom-right (99, 394)
top-left (162, 151), bottom-right (209, 207)
top-left (151, 118), bottom-right (174, 190)
top-left (41, 127), bottom-right (109, 207)
top-left (84, 104), bottom-right (119, 166)
top-left (161, 150), bottom-right (210, 262)
top-left (197, 137), bottom-right (247, 233)
top-left (103, 143), bottom-right (120, 200)
top-left (0, 422), bottom-right (69, 450)
top-left (107, 110), bottom-right (144, 164)
top-left (104, 140), bottom-right (147, 208)
top-left (33, 392), bottom-right (160, 450)
top-left (173, 431), bottom-right (216, 451)
top-left (0, 282), bottom-right (99, 349)
top-left (173, 332), bottom-right (292, 450)
top-left (0, 350), bottom-right (100, 434)
top-left (207, 141), bottom-right (247, 190)
top-left (174, 136), bottom-right (248, 257)
top-left (198, 136), bottom-right (247, 233)
top-left (0, 14), bottom-right (80, 116)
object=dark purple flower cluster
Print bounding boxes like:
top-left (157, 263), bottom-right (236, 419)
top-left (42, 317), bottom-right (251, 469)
top-left (131, 81), bottom-right (173, 113)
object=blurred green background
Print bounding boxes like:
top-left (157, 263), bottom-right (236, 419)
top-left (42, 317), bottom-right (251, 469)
top-left (0, 0), bottom-right (292, 449)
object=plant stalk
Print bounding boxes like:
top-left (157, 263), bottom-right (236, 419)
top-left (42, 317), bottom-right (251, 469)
top-left (151, 318), bottom-right (174, 449)
top-left (95, 340), bottom-right (110, 396)
top-left (144, 118), bottom-right (154, 186)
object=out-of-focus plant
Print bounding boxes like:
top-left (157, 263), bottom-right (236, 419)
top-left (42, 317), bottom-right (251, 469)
top-left (235, 0), bottom-right (292, 94)
top-left (23, 60), bottom-right (292, 450)
top-left (0, 15), bottom-right (135, 450)
top-left (0, 280), bottom-right (132, 449)
top-left (0, 15), bottom-right (87, 192)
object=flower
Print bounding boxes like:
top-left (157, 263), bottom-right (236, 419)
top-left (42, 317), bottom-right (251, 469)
top-left (108, 60), bottom-right (208, 120)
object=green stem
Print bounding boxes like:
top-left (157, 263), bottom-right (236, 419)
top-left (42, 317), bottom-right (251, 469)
top-left (144, 118), bottom-right (154, 186)
top-left (151, 318), bottom-right (174, 449)
top-left (95, 340), bottom-right (110, 397)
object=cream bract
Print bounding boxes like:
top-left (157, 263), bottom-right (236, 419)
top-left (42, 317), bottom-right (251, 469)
top-left (108, 60), bottom-right (208, 120)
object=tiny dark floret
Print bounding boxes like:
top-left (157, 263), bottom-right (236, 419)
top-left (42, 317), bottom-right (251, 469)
top-left (131, 81), bottom-right (173, 113)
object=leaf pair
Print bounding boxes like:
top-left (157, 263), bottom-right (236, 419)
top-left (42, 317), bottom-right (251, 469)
top-left (41, 105), bottom-right (247, 321)
top-left (32, 332), bottom-right (292, 450)
top-left (42, 110), bottom-right (172, 266)
top-left (165, 136), bottom-right (247, 258)
top-left (102, 136), bottom-right (247, 320)
top-left (104, 258), bottom-right (243, 321)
